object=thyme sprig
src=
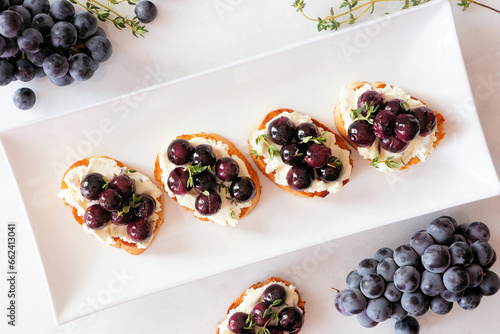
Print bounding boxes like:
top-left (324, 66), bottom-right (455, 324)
top-left (245, 300), bottom-right (282, 333)
top-left (301, 131), bottom-right (328, 144)
top-left (184, 162), bottom-right (211, 188)
top-left (254, 134), bottom-right (280, 160)
top-left (68, 0), bottom-right (149, 37)
top-left (350, 102), bottom-right (379, 124)
top-left (292, 0), bottom-right (499, 32)
top-left (371, 153), bottom-right (401, 169)
top-left (121, 193), bottom-right (143, 213)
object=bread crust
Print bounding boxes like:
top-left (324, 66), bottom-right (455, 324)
top-left (334, 81), bottom-right (446, 170)
top-left (60, 155), bottom-right (164, 255)
top-left (248, 108), bottom-right (352, 198)
top-left (154, 133), bottom-right (261, 225)
top-left (216, 277), bottom-right (306, 334)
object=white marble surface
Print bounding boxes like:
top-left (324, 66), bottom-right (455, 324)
top-left (1, 0), bottom-right (500, 333)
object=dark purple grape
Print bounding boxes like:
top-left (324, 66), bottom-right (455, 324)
top-left (347, 120), bottom-right (375, 147)
top-left (280, 142), bottom-right (304, 166)
top-left (22, 0), bottom-right (50, 16)
top-left (267, 116), bottom-right (295, 145)
top-left (84, 204), bottom-right (110, 229)
top-left (334, 289), bottom-right (351, 316)
top-left (457, 288), bottom-right (482, 310)
top-left (85, 35), bottom-right (112, 62)
top-left (31, 13), bottom-right (54, 37)
top-left (167, 139), bottom-right (193, 165)
top-left (471, 240), bottom-right (494, 266)
top-left (49, 72), bottom-right (74, 86)
top-left (286, 165), bottom-right (313, 191)
top-left (357, 310), bottom-right (378, 328)
top-left (450, 233), bottom-right (467, 244)
top-left (227, 312), bottom-right (250, 334)
top-left (134, 0), bottom-right (157, 23)
top-left (262, 284), bottom-right (286, 306)
top-left (80, 172), bottom-right (106, 200)
top-left (374, 247), bottom-right (394, 262)
top-left (215, 157), bottom-right (239, 182)
top-left (50, 21), bottom-right (77, 48)
top-left (384, 282), bottom-right (402, 303)
top-left (410, 231), bottom-right (434, 257)
top-left (26, 43), bottom-right (54, 66)
top-left (0, 36), bottom-right (5, 55)
top-left (43, 53), bottom-right (68, 78)
top-left (167, 167), bottom-right (191, 195)
top-left (71, 11), bottom-right (97, 39)
top-left (376, 258), bottom-right (398, 282)
top-left (49, 0), bottom-right (75, 22)
top-left (366, 297), bottom-right (392, 322)
top-left (393, 244), bottom-right (419, 267)
top-left (357, 258), bottom-right (379, 277)
top-left (193, 171), bottom-right (217, 193)
top-left (427, 216), bottom-right (456, 244)
top-left (380, 135), bottom-right (408, 153)
top-left (465, 221), bottom-right (490, 243)
top-left (13, 87), bottom-right (36, 110)
top-left (411, 106), bottom-right (436, 136)
top-left (484, 250), bottom-right (497, 269)
top-left (465, 264), bottom-right (483, 288)
top-left (0, 10), bottom-right (24, 38)
top-left (191, 144), bottom-right (216, 167)
top-left (110, 210), bottom-right (133, 226)
top-left (394, 316), bottom-right (419, 334)
top-left (194, 189), bottom-right (221, 215)
top-left (443, 266), bottom-right (469, 292)
top-left (98, 188), bottom-right (122, 211)
top-left (479, 270), bottom-right (500, 296)
top-left (393, 266), bottom-right (421, 293)
top-left (127, 218), bottom-right (151, 242)
top-left (382, 99), bottom-right (408, 115)
top-left (229, 177), bottom-right (256, 203)
top-left (135, 194), bottom-right (156, 218)
top-left (391, 302), bottom-right (408, 321)
top-left (278, 307), bottom-right (303, 333)
top-left (357, 90), bottom-right (383, 116)
top-left (109, 174), bottom-right (134, 199)
top-left (69, 52), bottom-right (97, 81)
top-left (250, 301), bottom-right (271, 326)
top-left (14, 59), bottom-right (36, 82)
top-left (296, 122), bottom-right (318, 141)
top-left (401, 291), bottom-right (426, 314)
top-left (395, 114), bottom-right (420, 143)
top-left (266, 327), bottom-right (283, 334)
top-left (420, 270), bottom-right (444, 297)
top-left (304, 143), bottom-right (331, 168)
top-left (341, 288), bottom-right (367, 315)
top-left (0, 59), bottom-right (15, 86)
top-left (372, 110), bottom-right (396, 139)
top-left (422, 245), bottom-right (451, 274)
top-left (449, 242), bottom-right (473, 267)
top-left (9, 5), bottom-right (31, 29)
top-left (429, 295), bottom-right (453, 315)
top-left (316, 156), bottom-right (343, 182)
top-left (440, 288), bottom-right (464, 302)
top-left (346, 270), bottom-right (362, 289)
top-left (360, 273), bottom-right (385, 299)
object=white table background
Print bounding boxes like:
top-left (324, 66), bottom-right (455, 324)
top-left (1, 0), bottom-right (500, 333)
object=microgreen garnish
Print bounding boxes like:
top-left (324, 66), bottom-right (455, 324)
top-left (371, 153), bottom-right (400, 169)
top-left (327, 157), bottom-right (342, 168)
top-left (226, 197), bottom-right (238, 206)
top-left (254, 134), bottom-right (280, 160)
top-left (245, 314), bottom-right (257, 329)
top-left (350, 101), bottom-right (378, 124)
top-left (301, 131), bottom-right (327, 144)
top-left (68, 0), bottom-right (150, 37)
top-left (121, 193), bottom-right (142, 213)
top-left (292, 0), bottom-right (499, 32)
top-left (218, 182), bottom-right (230, 194)
top-left (184, 162), bottom-right (211, 188)
top-left (124, 169), bottom-right (136, 174)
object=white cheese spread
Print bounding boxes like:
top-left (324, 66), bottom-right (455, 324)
top-left (338, 83), bottom-right (437, 173)
top-left (57, 157), bottom-right (163, 249)
top-left (158, 137), bottom-right (252, 227)
top-left (217, 281), bottom-right (302, 334)
top-left (249, 111), bottom-right (351, 194)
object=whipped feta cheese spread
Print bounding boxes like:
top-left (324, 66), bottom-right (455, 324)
top-left (58, 157), bottom-right (162, 249)
top-left (158, 137), bottom-right (252, 227)
top-left (338, 83), bottom-right (437, 173)
top-left (249, 111), bottom-right (351, 194)
top-left (217, 281), bottom-right (301, 334)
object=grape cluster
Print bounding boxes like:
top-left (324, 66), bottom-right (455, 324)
top-left (227, 284), bottom-right (304, 334)
top-left (335, 216), bottom-right (499, 334)
top-left (81, 171), bottom-right (156, 242)
top-left (347, 90), bottom-right (437, 153)
top-left (257, 115), bottom-right (344, 191)
top-left (166, 138), bottom-right (257, 216)
top-left (0, 0), bottom-right (114, 109)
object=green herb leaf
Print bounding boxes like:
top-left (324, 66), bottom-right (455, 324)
top-left (230, 209), bottom-right (236, 220)
top-left (250, 149), bottom-right (260, 160)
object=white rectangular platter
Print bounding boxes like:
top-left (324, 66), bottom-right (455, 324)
top-left (1, 0), bottom-right (499, 324)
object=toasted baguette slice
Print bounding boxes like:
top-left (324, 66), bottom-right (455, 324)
top-left (334, 81), bottom-right (445, 171)
top-left (217, 277), bottom-right (306, 334)
top-left (249, 108), bottom-right (353, 198)
top-left (59, 155), bottom-right (164, 255)
top-left (154, 132), bottom-right (261, 226)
